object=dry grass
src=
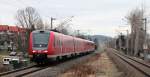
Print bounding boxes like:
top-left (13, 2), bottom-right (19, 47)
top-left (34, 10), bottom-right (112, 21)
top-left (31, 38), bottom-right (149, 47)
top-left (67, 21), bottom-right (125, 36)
top-left (66, 64), bottom-right (96, 77)
top-left (58, 52), bottom-right (122, 77)
top-left (0, 65), bottom-right (9, 73)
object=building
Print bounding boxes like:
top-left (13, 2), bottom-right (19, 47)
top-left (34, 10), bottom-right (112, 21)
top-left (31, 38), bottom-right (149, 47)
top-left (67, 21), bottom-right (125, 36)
top-left (0, 25), bottom-right (27, 51)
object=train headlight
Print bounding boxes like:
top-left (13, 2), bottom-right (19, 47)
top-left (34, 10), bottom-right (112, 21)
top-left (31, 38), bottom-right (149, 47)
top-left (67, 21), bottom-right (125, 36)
top-left (32, 50), bottom-right (36, 53)
top-left (44, 50), bottom-right (48, 53)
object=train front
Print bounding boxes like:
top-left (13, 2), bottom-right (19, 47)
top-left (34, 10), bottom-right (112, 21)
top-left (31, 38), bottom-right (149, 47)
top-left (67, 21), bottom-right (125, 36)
top-left (29, 30), bottom-right (51, 63)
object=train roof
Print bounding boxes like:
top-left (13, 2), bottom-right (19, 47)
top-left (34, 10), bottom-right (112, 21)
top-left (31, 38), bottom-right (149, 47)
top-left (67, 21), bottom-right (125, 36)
top-left (32, 30), bottom-right (94, 43)
top-left (32, 30), bottom-right (50, 33)
top-left (51, 31), bottom-right (94, 43)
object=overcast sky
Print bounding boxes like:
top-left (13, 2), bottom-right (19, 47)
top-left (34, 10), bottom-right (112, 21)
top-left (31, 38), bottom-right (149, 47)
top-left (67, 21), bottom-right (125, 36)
top-left (0, 0), bottom-right (149, 37)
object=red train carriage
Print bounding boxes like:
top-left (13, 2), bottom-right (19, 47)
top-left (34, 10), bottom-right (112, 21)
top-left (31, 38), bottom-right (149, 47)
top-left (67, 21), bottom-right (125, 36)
top-left (28, 30), bottom-right (95, 63)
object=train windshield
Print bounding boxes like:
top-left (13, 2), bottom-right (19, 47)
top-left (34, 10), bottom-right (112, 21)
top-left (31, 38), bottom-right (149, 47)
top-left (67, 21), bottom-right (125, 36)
top-left (33, 32), bottom-right (50, 49)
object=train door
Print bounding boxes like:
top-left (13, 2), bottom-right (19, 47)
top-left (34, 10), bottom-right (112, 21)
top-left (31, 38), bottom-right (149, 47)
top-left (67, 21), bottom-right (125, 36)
top-left (59, 40), bottom-right (63, 54)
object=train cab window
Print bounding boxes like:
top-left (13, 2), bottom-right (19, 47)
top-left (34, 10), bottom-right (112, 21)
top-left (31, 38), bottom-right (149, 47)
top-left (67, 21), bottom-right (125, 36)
top-left (32, 32), bottom-right (50, 49)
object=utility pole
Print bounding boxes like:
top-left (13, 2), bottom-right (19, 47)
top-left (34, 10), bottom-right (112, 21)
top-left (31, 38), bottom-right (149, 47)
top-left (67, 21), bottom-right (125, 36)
top-left (119, 33), bottom-right (122, 51)
top-left (77, 30), bottom-right (80, 36)
top-left (51, 17), bottom-right (56, 30)
top-left (87, 29), bottom-right (91, 40)
top-left (143, 18), bottom-right (148, 60)
top-left (143, 18), bottom-right (147, 35)
top-left (126, 30), bottom-right (129, 55)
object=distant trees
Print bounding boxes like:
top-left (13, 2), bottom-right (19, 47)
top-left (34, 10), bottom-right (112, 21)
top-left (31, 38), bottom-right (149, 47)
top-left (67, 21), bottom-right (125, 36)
top-left (54, 16), bottom-right (74, 35)
top-left (44, 22), bottom-right (51, 30)
top-left (126, 8), bottom-right (145, 56)
top-left (55, 25), bottom-right (70, 35)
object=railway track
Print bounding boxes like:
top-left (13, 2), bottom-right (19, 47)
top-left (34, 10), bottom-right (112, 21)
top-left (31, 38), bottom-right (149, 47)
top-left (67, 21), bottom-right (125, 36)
top-left (0, 53), bottom-right (95, 77)
top-left (0, 64), bottom-right (35, 76)
top-left (108, 49), bottom-right (150, 77)
top-left (0, 64), bottom-right (49, 77)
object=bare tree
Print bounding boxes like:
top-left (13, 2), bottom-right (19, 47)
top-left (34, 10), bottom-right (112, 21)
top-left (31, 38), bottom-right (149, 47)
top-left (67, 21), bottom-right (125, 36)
top-left (15, 7), bottom-right (44, 53)
top-left (54, 16), bottom-right (74, 35)
top-left (16, 7), bottom-right (44, 31)
top-left (43, 21), bottom-right (51, 30)
top-left (126, 8), bottom-right (145, 56)
top-left (55, 25), bottom-right (70, 35)
top-left (36, 18), bottom-right (44, 30)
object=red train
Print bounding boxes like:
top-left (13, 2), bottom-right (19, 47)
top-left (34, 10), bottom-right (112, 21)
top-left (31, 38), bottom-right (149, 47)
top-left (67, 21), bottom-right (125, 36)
top-left (28, 30), bottom-right (95, 63)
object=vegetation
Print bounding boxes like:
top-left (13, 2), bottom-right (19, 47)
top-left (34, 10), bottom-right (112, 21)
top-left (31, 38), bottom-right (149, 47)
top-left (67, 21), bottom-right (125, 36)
top-left (15, 7), bottom-right (44, 53)
top-left (126, 8), bottom-right (145, 56)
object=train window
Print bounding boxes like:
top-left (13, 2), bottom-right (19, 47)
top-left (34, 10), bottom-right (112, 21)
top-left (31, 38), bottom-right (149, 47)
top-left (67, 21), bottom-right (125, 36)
top-left (56, 37), bottom-right (59, 48)
top-left (60, 40), bottom-right (62, 47)
top-left (32, 32), bottom-right (50, 49)
top-left (57, 39), bottom-right (59, 47)
top-left (56, 39), bottom-right (58, 48)
top-left (59, 40), bottom-right (60, 47)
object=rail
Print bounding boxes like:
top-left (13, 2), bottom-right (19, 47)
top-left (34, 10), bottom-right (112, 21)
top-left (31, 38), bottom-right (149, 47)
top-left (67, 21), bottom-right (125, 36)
top-left (107, 49), bottom-right (150, 77)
